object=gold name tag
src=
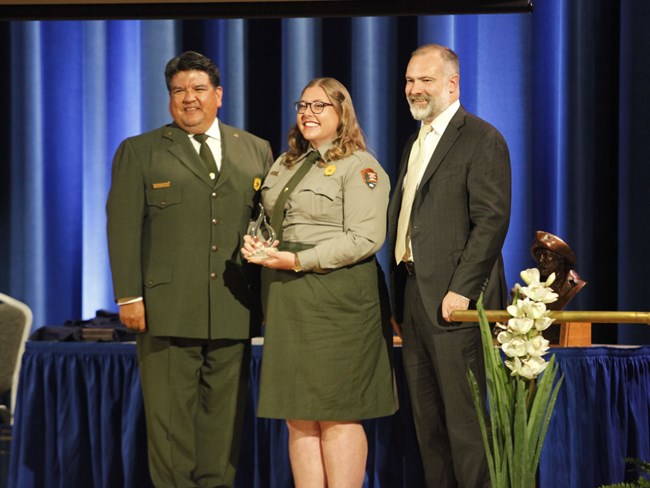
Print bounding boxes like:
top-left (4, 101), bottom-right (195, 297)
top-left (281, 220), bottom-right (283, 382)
top-left (152, 181), bottom-right (171, 189)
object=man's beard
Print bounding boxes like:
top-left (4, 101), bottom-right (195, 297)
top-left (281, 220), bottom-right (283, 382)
top-left (408, 93), bottom-right (451, 121)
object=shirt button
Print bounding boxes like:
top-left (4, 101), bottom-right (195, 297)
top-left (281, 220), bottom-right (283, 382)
top-left (211, 245), bottom-right (218, 252)
top-left (210, 273), bottom-right (217, 279)
top-left (160, 200), bottom-right (167, 207)
top-left (212, 192), bottom-right (218, 198)
top-left (212, 218), bottom-right (219, 225)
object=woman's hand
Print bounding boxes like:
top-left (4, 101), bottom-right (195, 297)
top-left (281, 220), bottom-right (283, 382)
top-left (251, 250), bottom-right (295, 270)
top-left (241, 234), bottom-right (285, 266)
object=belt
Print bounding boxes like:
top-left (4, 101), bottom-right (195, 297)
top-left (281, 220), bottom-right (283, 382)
top-left (402, 260), bottom-right (416, 276)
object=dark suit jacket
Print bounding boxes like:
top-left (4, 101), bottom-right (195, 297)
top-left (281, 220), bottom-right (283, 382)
top-left (388, 105), bottom-right (511, 329)
top-left (107, 121), bottom-right (273, 339)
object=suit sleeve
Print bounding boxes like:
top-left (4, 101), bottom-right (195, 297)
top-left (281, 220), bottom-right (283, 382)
top-left (448, 126), bottom-right (511, 300)
top-left (106, 138), bottom-right (146, 301)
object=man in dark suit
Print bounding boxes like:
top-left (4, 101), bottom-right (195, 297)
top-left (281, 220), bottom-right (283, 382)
top-left (106, 51), bottom-right (272, 487)
top-left (388, 44), bottom-right (511, 487)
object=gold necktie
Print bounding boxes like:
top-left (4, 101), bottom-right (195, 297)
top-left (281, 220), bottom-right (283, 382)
top-left (394, 124), bottom-right (433, 264)
top-left (194, 133), bottom-right (219, 176)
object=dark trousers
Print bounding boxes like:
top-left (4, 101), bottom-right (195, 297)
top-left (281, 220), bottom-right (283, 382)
top-left (402, 276), bottom-right (490, 488)
top-left (137, 334), bottom-right (249, 488)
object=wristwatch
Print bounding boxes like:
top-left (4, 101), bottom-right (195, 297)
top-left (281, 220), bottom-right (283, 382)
top-left (292, 253), bottom-right (303, 273)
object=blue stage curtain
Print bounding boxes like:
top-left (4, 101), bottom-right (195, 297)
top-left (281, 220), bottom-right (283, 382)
top-left (617, 0), bottom-right (650, 344)
top-left (9, 343), bottom-right (149, 488)
top-left (1, 1), bottom-right (649, 343)
top-left (540, 347), bottom-right (650, 486)
top-left (9, 343), bottom-right (650, 487)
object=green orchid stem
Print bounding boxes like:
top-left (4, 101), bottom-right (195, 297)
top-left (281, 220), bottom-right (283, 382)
top-left (470, 291), bottom-right (564, 488)
top-left (526, 378), bottom-right (536, 410)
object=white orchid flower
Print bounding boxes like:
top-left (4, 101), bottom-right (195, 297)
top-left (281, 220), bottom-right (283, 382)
top-left (544, 272), bottom-right (556, 287)
top-left (534, 316), bottom-right (555, 332)
top-left (496, 330), bottom-right (512, 345)
top-left (505, 356), bottom-right (548, 379)
top-left (506, 302), bottom-right (524, 318)
top-left (502, 336), bottom-right (528, 358)
top-left (520, 268), bottom-right (541, 286)
top-left (520, 299), bottom-right (548, 319)
top-left (522, 356), bottom-right (549, 378)
top-left (525, 335), bottom-right (550, 357)
top-left (520, 285), bottom-right (559, 304)
top-left (507, 317), bottom-right (535, 335)
top-left (499, 267), bottom-right (562, 380)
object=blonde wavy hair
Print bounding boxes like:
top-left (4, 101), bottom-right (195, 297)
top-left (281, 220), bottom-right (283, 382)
top-left (283, 77), bottom-right (366, 168)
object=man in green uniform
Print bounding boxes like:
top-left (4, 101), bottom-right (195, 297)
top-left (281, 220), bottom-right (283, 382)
top-left (106, 51), bottom-right (272, 487)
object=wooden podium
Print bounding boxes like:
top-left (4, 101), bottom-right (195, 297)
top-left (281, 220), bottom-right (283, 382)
top-left (539, 321), bottom-right (592, 347)
top-left (558, 322), bottom-right (591, 347)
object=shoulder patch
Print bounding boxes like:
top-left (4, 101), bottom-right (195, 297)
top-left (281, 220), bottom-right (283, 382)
top-left (360, 168), bottom-right (379, 189)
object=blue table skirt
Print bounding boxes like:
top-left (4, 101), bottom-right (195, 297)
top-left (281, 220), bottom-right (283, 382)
top-left (8, 343), bottom-right (650, 488)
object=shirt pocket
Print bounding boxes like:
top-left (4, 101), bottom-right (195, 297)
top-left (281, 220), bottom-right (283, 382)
top-left (296, 178), bottom-right (342, 223)
top-left (260, 172), bottom-right (282, 215)
top-left (145, 187), bottom-right (182, 209)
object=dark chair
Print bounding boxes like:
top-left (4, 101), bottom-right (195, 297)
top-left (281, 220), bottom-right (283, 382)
top-left (0, 293), bottom-right (32, 425)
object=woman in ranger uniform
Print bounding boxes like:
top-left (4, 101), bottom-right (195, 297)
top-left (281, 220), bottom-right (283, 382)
top-left (241, 77), bottom-right (397, 488)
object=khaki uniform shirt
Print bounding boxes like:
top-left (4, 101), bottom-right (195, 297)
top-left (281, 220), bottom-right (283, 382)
top-left (261, 143), bottom-right (389, 272)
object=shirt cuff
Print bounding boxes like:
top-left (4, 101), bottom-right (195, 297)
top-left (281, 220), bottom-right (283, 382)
top-left (296, 248), bottom-right (319, 271)
top-left (117, 296), bottom-right (143, 306)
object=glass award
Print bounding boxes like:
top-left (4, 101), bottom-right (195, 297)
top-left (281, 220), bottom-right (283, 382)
top-left (248, 203), bottom-right (277, 257)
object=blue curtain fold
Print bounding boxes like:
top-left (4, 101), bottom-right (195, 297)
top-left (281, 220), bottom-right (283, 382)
top-left (539, 347), bottom-right (650, 486)
top-left (10, 343), bottom-right (149, 488)
top-left (617, 0), bottom-right (650, 343)
top-left (281, 18), bottom-right (322, 143)
top-left (1, 1), bottom-right (649, 344)
top-left (10, 344), bottom-right (650, 487)
top-left (204, 19), bottom-right (247, 129)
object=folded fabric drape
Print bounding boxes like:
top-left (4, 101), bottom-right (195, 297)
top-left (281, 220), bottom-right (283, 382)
top-left (9, 343), bottom-right (650, 487)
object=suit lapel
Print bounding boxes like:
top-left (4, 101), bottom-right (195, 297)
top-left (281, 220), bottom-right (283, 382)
top-left (417, 106), bottom-right (465, 192)
top-left (395, 134), bottom-right (416, 192)
top-left (164, 125), bottom-right (215, 187)
top-left (389, 131), bottom-right (418, 230)
top-left (215, 121), bottom-right (236, 189)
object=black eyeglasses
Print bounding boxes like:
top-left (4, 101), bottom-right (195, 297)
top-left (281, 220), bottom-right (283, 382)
top-left (294, 101), bottom-right (334, 114)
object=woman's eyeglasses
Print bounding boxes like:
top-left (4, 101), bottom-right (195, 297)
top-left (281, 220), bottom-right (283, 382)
top-left (294, 101), bottom-right (334, 114)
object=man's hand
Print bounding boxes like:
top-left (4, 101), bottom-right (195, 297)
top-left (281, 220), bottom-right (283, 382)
top-left (442, 291), bottom-right (470, 322)
top-left (119, 301), bottom-right (147, 332)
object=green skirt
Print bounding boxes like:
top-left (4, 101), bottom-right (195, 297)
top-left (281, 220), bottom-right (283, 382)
top-left (257, 243), bottom-right (398, 421)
